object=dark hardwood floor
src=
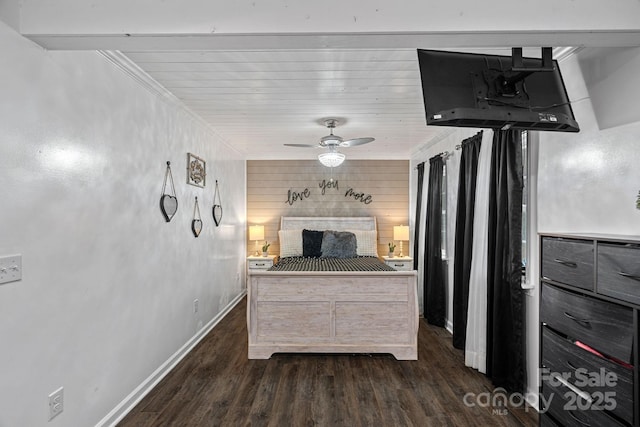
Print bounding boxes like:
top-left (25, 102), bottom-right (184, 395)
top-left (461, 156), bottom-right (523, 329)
top-left (118, 298), bottom-right (538, 426)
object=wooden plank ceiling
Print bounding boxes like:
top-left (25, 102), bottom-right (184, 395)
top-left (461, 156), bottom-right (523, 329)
top-left (121, 48), bottom-right (451, 160)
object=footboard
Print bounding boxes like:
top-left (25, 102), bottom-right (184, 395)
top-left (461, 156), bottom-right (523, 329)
top-left (247, 270), bottom-right (418, 360)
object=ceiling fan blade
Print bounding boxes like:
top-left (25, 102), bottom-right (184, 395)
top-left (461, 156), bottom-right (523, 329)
top-left (284, 143), bottom-right (320, 148)
top-left (340, 137), bottom-right (375, 147)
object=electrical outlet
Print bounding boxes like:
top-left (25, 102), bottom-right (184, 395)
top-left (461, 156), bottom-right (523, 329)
top-left (193, 299), bottom-right (199, 313)
top-left (48, 387), bottom-right (64, 421)
top-left (0, 254), bottom-right (22, 284)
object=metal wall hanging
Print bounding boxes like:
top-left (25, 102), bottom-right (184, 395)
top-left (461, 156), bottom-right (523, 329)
top-left (187, 153), bottom-right (206, 187)
top-left (212, 180), bottom-right (223, 226)
top-left (191, 196), bottom-right (203, 237)
top-left (160, 161), bottom-right (178, 222)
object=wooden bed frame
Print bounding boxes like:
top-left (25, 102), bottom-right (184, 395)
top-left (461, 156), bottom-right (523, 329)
top-left (247, 217), bottom-right (418, 360)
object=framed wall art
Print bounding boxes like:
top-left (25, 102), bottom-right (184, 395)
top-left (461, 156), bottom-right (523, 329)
top-left (187, 153), bottom-right (206, 188)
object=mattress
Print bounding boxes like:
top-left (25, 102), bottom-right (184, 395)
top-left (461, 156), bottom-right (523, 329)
top-left (268, 256), bottom-right (394, 272)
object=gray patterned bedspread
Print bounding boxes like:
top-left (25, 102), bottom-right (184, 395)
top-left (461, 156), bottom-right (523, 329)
top-left (268, 256), bottom-right (394, 272)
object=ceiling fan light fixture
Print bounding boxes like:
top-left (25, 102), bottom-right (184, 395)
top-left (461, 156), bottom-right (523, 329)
top-left (318, 151), bottom-right (345, 167)
top-left (320, 134), bottom-right (343, 146)
top-left (283, 117), bottom-right (374, 162)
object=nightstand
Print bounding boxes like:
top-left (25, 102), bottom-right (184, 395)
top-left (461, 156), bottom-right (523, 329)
top-left (382, 256), bottom-right (413, 271)
top-left (247, 255), bottom-right (276, 271)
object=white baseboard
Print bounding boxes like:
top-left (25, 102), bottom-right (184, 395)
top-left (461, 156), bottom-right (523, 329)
top-left (96, 290), bottom-right (247, 427)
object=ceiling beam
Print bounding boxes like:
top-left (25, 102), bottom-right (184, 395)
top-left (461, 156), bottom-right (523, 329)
top-left (25, 30), bottom-right (640, 51)
top-left (15, 0), bottom-right (640, 50)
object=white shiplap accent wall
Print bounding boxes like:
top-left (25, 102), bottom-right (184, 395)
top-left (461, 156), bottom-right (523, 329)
top-left (247, 160), bottom-right (409, 256)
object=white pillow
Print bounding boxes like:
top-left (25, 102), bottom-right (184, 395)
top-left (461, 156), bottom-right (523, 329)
top-left (278, 229), bottom-right (303, 257)
top-left (350, 230), bottom-right (379, 257)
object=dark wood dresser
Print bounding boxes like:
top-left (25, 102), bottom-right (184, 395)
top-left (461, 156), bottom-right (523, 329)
top-left (540, 234), bottom-right (639, 427)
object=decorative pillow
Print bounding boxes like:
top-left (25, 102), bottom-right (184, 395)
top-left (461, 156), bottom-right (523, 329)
top-left (302, 229), bottom-right (324, 258)
top-left (321, 230), bottom-right (357, 258)
top-left (278, 229), bottom-right (303, 257)
top-left (350, 229), bottom-right (379, 257)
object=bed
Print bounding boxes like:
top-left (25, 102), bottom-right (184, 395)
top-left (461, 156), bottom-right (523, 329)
top-left (247, 216), bottom-right (418, 360)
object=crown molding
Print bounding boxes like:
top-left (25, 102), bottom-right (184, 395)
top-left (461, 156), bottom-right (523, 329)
top-left (97, 50), bottom-right (243, 157)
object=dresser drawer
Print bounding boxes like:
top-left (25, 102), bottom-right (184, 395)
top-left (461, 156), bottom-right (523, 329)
top-left (598, 241), bottom-right (640, 305)
top-left (541, 327), bottom-right (634, 424)
top-left (542, 237), bottom-right (594, 290)
top-left (541, 380), bottom-right (626, 427)
top-left (541, 284), bottom-right (634, 364)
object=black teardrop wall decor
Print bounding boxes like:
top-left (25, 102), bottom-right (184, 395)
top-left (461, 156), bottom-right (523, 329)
top-left (191, 219), bottom-right (203, 237)
top-left (212, 180), bottom-right (223, 226)
top-left (212, 205), bottom-right (222, 226)
top-left (192, 196), bottom-right (202, 237)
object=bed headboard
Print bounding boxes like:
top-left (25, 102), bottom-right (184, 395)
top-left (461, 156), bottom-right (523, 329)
top-left (280, 216), bottom-right (377, 231)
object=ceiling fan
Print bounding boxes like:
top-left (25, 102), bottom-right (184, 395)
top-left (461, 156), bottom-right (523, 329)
top-left (284, 118), bottom-right (375, 167)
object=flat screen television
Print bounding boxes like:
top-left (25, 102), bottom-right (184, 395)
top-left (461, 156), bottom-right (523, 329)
top-left (417, 49), bottom-right (579, 132)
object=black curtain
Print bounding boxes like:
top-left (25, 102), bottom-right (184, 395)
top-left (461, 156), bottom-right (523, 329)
top-left (486, 129), bottom-right (525, 394)
top-left (413, 162), bottom-right (425, 270)
top-left (452, 132), bottom-right (483, 349)
top-left (424, 155), bottom-right (446, 326)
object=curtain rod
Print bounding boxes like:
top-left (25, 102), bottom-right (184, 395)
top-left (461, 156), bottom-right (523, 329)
top-left (456, 130), bottom-right (483, 151)
top-left (413, 151), bottom-right (451, 169)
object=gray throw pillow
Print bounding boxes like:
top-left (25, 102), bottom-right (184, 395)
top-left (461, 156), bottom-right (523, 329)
top-left (321, 230), bottom-right (357, 258)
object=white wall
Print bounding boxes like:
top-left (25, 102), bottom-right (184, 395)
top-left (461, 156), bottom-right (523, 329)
top-left (0, 22), bottom-right (246, 427)
top-left (577, 47), bottom-right (640, 130)
top-left (538, 50), bottom-right (640, 236)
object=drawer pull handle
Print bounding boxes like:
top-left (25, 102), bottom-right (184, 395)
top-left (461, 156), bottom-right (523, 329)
top-left (618, 271), bottom-right (640, 281)
top-left (554, 258), bottom-right (577, 268)
top-left (568, 410), bottom-right (591, 426)
top-left (563, 311), bottom-right (591, 326)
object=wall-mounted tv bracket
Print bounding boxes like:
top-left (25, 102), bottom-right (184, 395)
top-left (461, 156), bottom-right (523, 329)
top-left (506, 47), bottom-right (554, 84)
top-left (487, 47), bottom-right (556, 100)
top-left (511, 47), bottom-right (554, 73)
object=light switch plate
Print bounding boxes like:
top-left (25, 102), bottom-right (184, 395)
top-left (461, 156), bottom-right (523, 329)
top-left (0, 254), bottom-right (22, 284)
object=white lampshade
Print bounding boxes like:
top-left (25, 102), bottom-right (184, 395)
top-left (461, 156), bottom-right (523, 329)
top-left (249, 225), bottom-right (265, 242)
top-left (393, 225), bottom-right (410, 242)
top-left (393, 225), bottom-right (410, 257)
top-left (318, 151), bottom-right (345, 167)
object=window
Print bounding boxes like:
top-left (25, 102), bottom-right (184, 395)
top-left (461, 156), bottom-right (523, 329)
top-left (522, 131), bottom-right (527, 269)
top-left (521, 130), bottom-right (533, 289)
top-left (441, 162), bottom-right (448, 260)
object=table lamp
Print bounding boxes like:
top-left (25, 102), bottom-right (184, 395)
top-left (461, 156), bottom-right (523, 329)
top-left (393, 225), bottom-right (410, 257)
top-left (249, 225), bottom-right (265, 256)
